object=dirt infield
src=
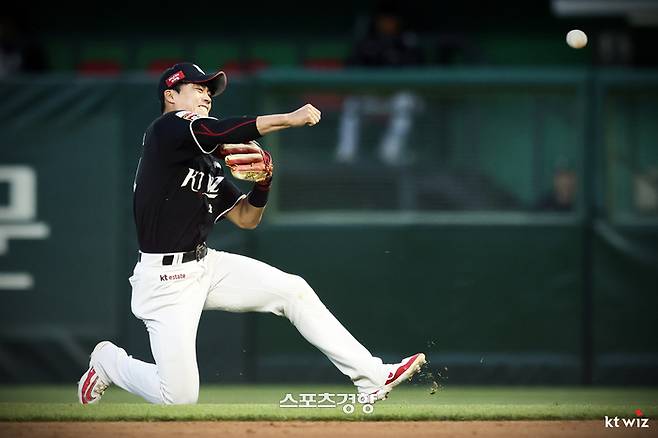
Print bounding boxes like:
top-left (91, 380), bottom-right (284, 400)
top-left (0, 421), bottom-right (651, 438)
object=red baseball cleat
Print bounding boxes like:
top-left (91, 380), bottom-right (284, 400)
top-left (369, 352), bottom-right (427, 401)
top-left (77, 341), bottom-right (112, 405)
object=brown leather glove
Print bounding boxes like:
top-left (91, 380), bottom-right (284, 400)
top-left (219, 141), bottom-right (273, 183)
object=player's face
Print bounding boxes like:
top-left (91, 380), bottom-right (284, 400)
top-left (174, 83), bottom-right (212, 116)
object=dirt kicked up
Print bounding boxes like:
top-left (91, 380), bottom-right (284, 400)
top-left (0, 421), bottom-right (650, 438)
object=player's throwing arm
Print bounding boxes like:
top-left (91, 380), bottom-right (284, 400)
top-left (256, 104), bottom-right (321, 134)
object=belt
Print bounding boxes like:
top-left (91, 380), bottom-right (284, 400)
top-left (138, 242), bottom-right (208, 265)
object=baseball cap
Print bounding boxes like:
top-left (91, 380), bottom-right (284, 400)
top-left (157, 62), bottom-right (227, 100)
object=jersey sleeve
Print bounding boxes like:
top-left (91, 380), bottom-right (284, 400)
top-left (155, 111), bottom-right (262, 161)
top-left (189, 115), bottom-right (261, 154)
top-left (212, 177), bottom-right (246, 223)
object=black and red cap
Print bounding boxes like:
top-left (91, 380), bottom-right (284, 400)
top-left (158, 62), bottom-right (227, 100)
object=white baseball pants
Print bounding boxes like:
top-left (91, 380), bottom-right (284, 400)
top-left (93, 248), bottom-right (386, 404)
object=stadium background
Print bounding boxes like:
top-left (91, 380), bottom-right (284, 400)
top-left (1, 0), bottom-right (657, 390)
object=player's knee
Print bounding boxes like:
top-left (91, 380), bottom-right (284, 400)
top-left (163, 388), bottom-right (198, 405)
top-left (162, 381), bottom-right (199, 405)
top-left (276, 275), bottom-right (323, 320)
top-left (289, 275), bottom-right (321, 303)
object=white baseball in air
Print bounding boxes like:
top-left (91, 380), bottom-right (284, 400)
top-left (566, 29), bottom-right (587, 49)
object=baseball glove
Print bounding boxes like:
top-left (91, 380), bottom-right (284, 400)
top-left (219, 141), bottom-right (273, 183)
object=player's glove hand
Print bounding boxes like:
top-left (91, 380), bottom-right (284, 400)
top-left (219, 141), bottom-right (273, 183)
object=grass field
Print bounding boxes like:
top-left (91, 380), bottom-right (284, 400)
top-left (1, 385), bottom-right (656, 421)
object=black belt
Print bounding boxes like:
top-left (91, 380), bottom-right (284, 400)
top-left (138, 242), bottom-right (208, 265)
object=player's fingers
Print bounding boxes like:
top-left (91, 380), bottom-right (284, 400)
top-left (221, 144), bottom-right (262, 155)
top-left (230, 163), bottom-right (268, 172)
top-left (307, 113), bottom-right (320, 126)
top-left (225, 153), bottom-right (264, 165)
top-left (305, 104), bottom-right (320, 116)
top-left (222, 146), bottom-right (262, 155)
top-left (303, 104), bottom-right (320, 118)
top-left (310, 107), bottom-right (321, 123)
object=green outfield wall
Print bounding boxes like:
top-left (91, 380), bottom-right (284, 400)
top-left (0, 69), bottom-right (656, 385)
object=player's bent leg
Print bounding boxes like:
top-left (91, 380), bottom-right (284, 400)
top-left (79, 340), bottom-right (164, 404)
top-left (144, 317), bottom-right (201, 405)
top-left (92, 327), bottom-right (200, 405)
top-left (203, 250), bottom-right (387, 392)
top-left (80, 261), bottom-right (208, 405)
top-left (131, 262), bottom-right (207, 405)
top-left (89, 334), bottom-right (200, 405)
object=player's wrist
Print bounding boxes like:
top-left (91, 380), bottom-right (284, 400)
top-left (256, 175), bottom-right (272, 189)
top-left (248, 178), bottom-right (271, 207)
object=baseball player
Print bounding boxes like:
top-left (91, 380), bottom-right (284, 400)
top-left (77, 62), bottom-right (425, 405)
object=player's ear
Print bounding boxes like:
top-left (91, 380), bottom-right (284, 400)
top-left (163, 89), bottom-right (177, 106)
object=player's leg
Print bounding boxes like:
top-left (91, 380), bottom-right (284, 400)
top-left (83, 261), bottom-right (208, 404)
top-left (202, 249), bottom-right (386, 392)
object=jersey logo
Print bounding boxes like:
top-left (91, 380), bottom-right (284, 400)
top-left (175, 110), bottom-right (200, 121)
top-left (165, 70), bottom-right (186, 87)
top-left (181, 168), bottom-right (224, 199)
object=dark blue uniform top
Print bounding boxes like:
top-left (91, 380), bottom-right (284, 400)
top-left (133, 110), bottom-right (261, 253)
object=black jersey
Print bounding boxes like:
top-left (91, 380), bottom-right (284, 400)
top-left (134, 110), bottom-right (261, 253)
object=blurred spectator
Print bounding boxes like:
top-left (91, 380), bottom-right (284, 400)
top-left (336, 7), bottom-right (425, 165)
top-left (536, 163), bottom-right (577, 212)
top-left (596, 30), bottom-right (634, 66)
top-left (594, 28), bottom-right (658, 67)
top-left (0, 18), bottom-right (48, 77)
top-left (346, 10), bottom-right (425, 67)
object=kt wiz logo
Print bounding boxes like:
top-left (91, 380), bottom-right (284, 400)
top-left (604, 409), bottom-right (650, 428)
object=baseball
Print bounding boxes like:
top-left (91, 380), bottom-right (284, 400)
top-left (566, 29), bottom-right (587, 49)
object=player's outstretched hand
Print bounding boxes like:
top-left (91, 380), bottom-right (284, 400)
top-left (287, 104), bottom-right (321, 127)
